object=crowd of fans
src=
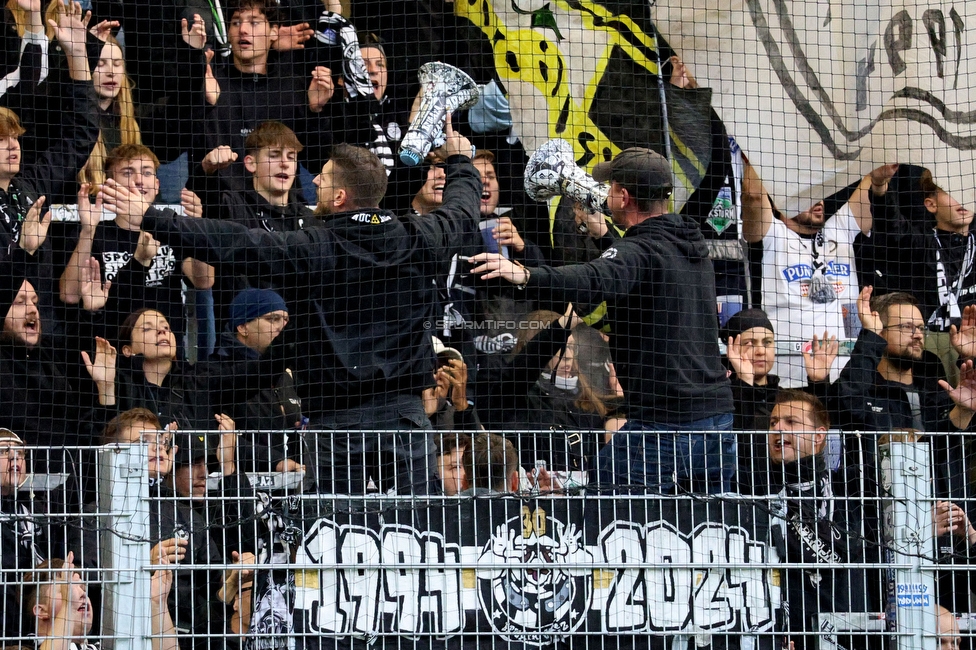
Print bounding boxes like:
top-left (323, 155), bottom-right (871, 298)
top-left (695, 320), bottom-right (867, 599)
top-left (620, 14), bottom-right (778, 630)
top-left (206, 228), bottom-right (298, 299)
top-left (0, 0), bottom-right (972, 648)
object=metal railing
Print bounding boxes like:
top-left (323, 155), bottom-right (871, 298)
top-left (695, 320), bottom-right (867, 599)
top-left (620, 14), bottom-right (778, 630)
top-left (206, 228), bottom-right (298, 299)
top-left (1, 431), bottom-right (970, 650)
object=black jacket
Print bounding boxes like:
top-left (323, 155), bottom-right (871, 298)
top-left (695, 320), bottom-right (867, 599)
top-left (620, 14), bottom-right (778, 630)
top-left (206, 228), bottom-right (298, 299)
top-left (0, 80), bottom-right (97, 241)
top-left (730, 374), bottom-right (830, 495)
top-left (185, 176), bottom-right (320, 328)
top-left (868, 189), bottom-right (976, 331)
top-left (770, 454), bottom-right (868, 648)
top-left (0, 339), bottom-right (106, 449)
top-left (829, 329), bottom-right (971, 503)
top-left (141, 154), bottom-right (482, 417)
top-left (215, 185), bottom-right (316, 232)
top-left (0, 80), bottom-right (98, 331)
top-left (0, 490), bottom-right (64, 639)
top-left (478, 318), bottom-right (572, 431)
top-left (115, 359), bottom-right (216, 433)
top-left (731, 374), bottom-right (781, 496)
top-left (195, 332), bottom-right (306, 471)
top-left (526, 213), bottom-right (734, 424)
top-left (206, 57), bottom-right (322, 191)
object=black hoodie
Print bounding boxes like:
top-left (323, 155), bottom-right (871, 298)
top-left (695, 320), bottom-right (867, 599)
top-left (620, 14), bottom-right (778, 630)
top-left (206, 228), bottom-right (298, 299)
top-left (527, 212), bottom-right (733, 424)
top-left (140, 154), bottom-right (482, 417)
top-left (206, 56), bottom-right (319, 192)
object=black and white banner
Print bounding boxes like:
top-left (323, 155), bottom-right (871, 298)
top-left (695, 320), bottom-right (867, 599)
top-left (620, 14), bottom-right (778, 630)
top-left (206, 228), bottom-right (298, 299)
top-left (654, 0), bottom-right (976, 214)
top-left (291, 498), bottom-right (776, 648)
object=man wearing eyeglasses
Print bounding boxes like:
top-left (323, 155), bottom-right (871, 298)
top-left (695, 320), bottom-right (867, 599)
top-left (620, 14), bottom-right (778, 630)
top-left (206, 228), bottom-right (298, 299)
top-left (832, 286), bottom-right (976, 522)
top-left (831, 286), bottom-right (976, 626)
top-left (833, 286), bottom-right (976, 434)
top-left (59, 144), bottom-right (213, 351)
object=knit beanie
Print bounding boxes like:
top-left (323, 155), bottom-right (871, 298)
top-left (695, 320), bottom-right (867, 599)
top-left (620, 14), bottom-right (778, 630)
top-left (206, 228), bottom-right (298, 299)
top-left (719, 308), bottom-right (774, 342)
top-left (228, 288), bottom-right (288, 330)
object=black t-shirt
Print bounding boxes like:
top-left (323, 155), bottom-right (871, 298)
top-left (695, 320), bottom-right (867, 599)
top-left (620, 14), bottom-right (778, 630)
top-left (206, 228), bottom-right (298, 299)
top-left (87, 220), bottom-right (187, 347)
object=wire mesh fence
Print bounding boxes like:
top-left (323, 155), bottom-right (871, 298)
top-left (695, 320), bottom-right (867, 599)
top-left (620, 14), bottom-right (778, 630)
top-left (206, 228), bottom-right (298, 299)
top-left (1, 432), bottom-right (974, 650)
top-left (1, 0), bottom-right (976, 648)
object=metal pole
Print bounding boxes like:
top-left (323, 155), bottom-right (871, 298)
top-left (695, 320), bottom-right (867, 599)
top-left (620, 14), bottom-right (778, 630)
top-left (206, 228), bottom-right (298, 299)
top-left (647, 10), bottom-right (673, 168)
top-left (879, 440), bottom-right (939, 650)
top-left (98, 445), bottom-right (152, 650)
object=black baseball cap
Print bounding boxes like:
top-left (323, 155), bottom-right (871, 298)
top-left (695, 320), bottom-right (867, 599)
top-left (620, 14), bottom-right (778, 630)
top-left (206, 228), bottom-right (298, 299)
top-left (174, 431), bottom-right (209, 467)
top-left (592, 148), bottom-right (673, 200)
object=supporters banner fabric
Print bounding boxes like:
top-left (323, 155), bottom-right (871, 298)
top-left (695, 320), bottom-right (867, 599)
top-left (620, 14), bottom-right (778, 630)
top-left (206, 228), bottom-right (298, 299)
top-left (291, 497), bottom-right (775, 648)
top-left (652, 0), bottom-right (976, 215)
top-left (457, 0), bottom-right (976, 215)
top-left (452, 0), bottom-right (715, 213)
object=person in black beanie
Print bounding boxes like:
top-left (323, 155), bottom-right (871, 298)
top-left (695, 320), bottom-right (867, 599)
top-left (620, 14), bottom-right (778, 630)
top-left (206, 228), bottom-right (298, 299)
top-left (194, 287), bottom-right (307, 479)
top-left (722, 308), bottom-right (780, 495)
top-left (0, 265), bottom-right (115, 450)
top-left (722, 308), bottom-right (835, 494)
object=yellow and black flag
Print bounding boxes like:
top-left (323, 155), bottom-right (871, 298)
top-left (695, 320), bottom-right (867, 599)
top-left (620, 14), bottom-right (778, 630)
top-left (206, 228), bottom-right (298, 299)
top-left (452, 0), bottom-right (716, 213)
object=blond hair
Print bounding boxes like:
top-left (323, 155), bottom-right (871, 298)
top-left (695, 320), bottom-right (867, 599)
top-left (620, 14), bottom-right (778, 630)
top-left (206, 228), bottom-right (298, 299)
top-left (78, 37), bottom-right (142, 193)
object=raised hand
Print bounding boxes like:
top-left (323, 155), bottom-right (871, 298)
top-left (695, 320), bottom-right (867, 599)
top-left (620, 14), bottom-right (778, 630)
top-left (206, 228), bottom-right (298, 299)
top-left (15, 0), bottom-right (43, 34)
top-left (204, 49), bottom-right (220, 105)
top-left (274, 22), bottom-right (313, 51)
top-left (82, 335), bottom-right (116, 381)
top-left (940, 359), bottom-right (976, 412)
top-left (18, 196), bottom-right (48, 254)
top-left (493, 217), bottom-right (525, 252)
top-left (201, 145), bottom-right (238, 174)
top-left (726, 334), bottom-right (754, 385)
top-left (950, 304), bottom-right (976, 360)
top-left (181, 13), bottom-right (207, 50)
top-left (99, 178), bottom-right (151, 228)
top-left (308, 66), bottom-right (335, 113)
top-left (803, 331), bottom-right (838, 382)
top-left (436, 112), bottom-right (473, 160)
top-left (14, 0), bottom-right (42, 14)
top-left (857, 286), bottom-right (883, 335)
top-left (77, 184), bottom-right (102, 234)
top-left (868, 163), bottom-right (899, 195)
top-left (181, 189), bottom-right (203, 219)
top-left (437, 359), bottom-right (469, 410)
top-left (668, 55), bottom-right (698, 89)
top-left (88, 18), bottom-right (119, 42)
top-left (48, 1), bottom-right (92, 80)
top-left (215, 414), bottom-right (236, 476)
top-left (134, 231), bottom-right (160, 267)
top-left (48, 1), bottom-right (87, 56)
top-left (79, 257), bottom-right (112, 312)
top-left (150, 551), bottom-right (174, 605)
top-left (82, 336), bottom-right (116, 405)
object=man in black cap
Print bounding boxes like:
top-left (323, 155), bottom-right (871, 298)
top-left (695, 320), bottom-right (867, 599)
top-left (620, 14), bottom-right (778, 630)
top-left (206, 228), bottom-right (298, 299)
top-left (471, 147), bottom-right (735, 494)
